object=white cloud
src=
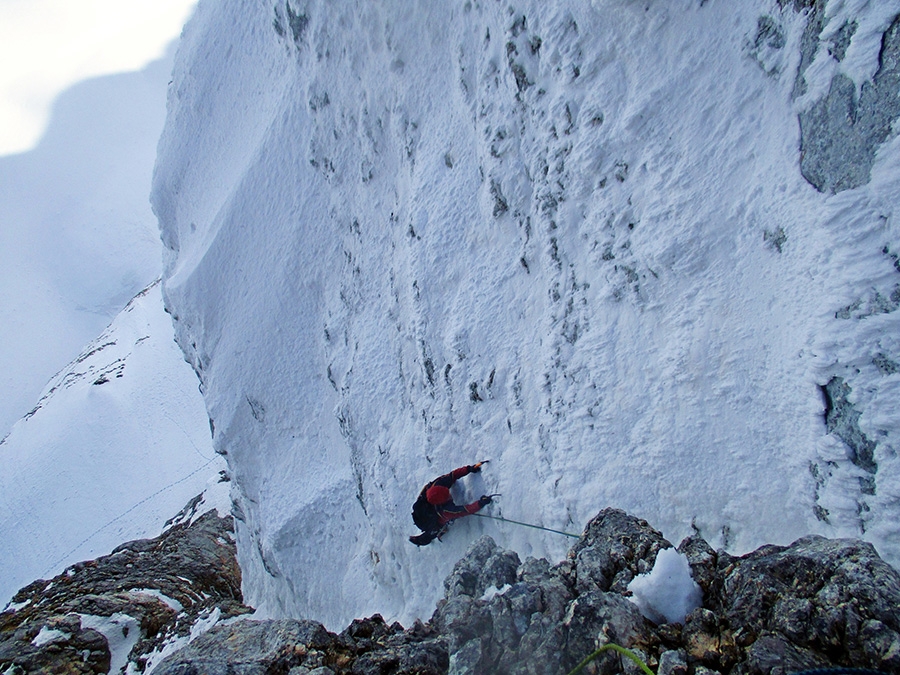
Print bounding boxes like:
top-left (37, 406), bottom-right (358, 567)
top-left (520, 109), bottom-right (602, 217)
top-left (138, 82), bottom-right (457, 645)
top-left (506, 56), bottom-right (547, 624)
top-left (0, 0), bottom-right (196, 155)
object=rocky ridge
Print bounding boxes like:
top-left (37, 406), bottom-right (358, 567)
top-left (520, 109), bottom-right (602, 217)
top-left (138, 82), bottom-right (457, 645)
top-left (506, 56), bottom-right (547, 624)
top-left (3, 501), bottom-right (899, 674)
top-left (0, 492), bottom-right (251, 674)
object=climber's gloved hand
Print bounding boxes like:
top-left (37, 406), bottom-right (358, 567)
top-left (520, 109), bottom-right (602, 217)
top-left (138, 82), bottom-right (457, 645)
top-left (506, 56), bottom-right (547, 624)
top-left (470, 461), bottom-right (488, 473)
top-left (478, 494), bottom-right (493, 507)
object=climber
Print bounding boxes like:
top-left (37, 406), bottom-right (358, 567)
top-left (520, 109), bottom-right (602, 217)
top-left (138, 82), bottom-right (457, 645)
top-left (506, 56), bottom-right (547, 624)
top-left (409, 462), bottom-right (494, 546)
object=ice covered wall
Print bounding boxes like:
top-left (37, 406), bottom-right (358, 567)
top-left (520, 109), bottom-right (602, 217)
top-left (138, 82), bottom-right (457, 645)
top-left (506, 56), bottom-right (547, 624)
top-left (152, 0), bottom-right (900, 628)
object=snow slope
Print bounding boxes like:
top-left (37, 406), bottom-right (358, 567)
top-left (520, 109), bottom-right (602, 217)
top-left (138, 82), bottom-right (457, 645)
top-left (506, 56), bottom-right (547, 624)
top-left (0, 33), bottom-right (228, 609)
top-left (0, 52), bottom-right (175, 436)
top-left (0, 282), bottom-right (225, 606)
top-left (152, 0), bottom-right (900, 628)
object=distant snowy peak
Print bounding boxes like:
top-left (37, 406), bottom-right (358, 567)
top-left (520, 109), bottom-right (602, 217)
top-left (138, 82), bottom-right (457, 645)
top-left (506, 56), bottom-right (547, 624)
top-left (0, 51), bottom-right (177, 435)
top-left (153, 0), bottom-right (900, 628)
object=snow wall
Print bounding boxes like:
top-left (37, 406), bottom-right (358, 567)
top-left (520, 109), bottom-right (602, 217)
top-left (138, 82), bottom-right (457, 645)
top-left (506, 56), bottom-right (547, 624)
top-left (152, 0), bottom-right (900, 628)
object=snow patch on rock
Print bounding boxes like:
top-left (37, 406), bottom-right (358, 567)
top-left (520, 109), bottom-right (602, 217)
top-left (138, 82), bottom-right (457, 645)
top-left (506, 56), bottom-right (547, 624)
top-left (627, 548), bottom-right (702, 625)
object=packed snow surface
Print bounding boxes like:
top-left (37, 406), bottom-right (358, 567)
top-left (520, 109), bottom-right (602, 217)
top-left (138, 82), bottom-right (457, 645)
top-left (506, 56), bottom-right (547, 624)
top-left (627, 548), bottom-right (702, 625)
top-left (153, 0), bottom-right (900, 628)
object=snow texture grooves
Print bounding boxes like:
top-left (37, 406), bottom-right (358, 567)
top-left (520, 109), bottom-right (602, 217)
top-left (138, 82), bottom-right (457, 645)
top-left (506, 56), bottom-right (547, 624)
top-left (152, 0), bottom-right (900, 628)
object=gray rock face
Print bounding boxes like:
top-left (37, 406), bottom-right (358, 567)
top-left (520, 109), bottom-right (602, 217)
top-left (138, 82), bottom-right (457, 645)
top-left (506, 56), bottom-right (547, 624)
top-left (795, 5), bottom-right (900, 193)
top-left (5, 505), bottom-right (900, 675)
top-left (153, 613), bottom-right (449, 675)
top-left (432, 534), bottom-right (577, 674)
top-left (429, 509), bottom-right (900, 674)
top-left (153, 619), bottom-right (339, 675)
top-left (710, 536), bottom-right (900, 673)
top-left (821, 376), bottom-right (878, 476)
top-left (0, 493), bottom-right (252, 675)
top-left (570, 509), bottom-right (672, 595)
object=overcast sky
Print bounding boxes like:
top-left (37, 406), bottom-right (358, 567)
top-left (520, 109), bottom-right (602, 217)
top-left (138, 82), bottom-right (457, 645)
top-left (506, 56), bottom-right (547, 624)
top-left (0, 0), bottom-right (197, 155)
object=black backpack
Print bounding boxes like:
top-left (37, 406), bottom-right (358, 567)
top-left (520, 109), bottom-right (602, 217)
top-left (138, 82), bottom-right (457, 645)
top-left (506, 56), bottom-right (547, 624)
top-left (409, 530), bottom-right (439, 546)
top-left (411, 489), bottom-right (440, 531)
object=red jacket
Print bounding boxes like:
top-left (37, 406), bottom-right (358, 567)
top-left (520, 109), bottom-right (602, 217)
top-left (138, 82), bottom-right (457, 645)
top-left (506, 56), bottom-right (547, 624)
top-left (424, 465), bottom-right (483, 526)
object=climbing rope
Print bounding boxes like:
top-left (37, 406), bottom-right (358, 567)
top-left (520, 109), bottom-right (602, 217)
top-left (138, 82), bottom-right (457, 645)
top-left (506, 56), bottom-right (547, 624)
top-left (473, 512), bottom-right (581, 538)
top-left (41, 456), bottom-right (219, 578)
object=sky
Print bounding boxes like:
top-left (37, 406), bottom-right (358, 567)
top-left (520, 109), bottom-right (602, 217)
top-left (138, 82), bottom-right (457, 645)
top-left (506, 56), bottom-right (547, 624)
top-left (0, 0), bottom-right (197, 156)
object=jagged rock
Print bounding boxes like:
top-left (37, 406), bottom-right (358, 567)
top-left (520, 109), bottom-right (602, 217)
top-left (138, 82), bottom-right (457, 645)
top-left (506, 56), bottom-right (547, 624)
top-left (658, 648), bottom-right (688, 675)
top-left (431, 535), bottom-right (521, 652)
top-left (430, 512), bottom-right (662, 674)
top-left (430, 510), bottom-right (900, 674)
top-left (569, 508), bottom-right (672, 594)
top-left (682, 608), bottom-right (738, 672)
top-left (795, 4), bottom-right (900, 193)
top-left (678, 535), bottom-right (718, 601)
top-left (0, 613), bottom-right (111, 675)
top-left (342, 614), bottom-right (447, 675)
top-left (153, 614), bottom-right (448, 675)
top-left (6, 502), bottom-right (900, 675)
top-left (711, 535), bottom-right (900, 671)
top-left (737, 635), bottom-right (830, 675)
top-left (153, 619), bottom-right (339, 674)
top-left (0, 495), bottom-right (252, 675)
top-left (562, 591), bottom-right (655, 674)
top-left (442, 535), bottom-right (522, 599)
top-left (431, 535), bottom-right (579, 673)
top-left (350, 633), bottom-right (448, 675)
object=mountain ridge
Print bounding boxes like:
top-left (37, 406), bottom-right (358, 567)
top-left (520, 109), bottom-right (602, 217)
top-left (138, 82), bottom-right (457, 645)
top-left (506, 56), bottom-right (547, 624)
top-left (3, 495), bottom-right (898, 674)
top-left (151, 0), bottom-right (900, 627)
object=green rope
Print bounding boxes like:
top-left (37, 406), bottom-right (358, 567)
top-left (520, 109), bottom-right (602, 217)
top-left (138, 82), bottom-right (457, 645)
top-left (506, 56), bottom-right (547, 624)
top-left (473, 513), bottom-right (581, 538)
top-left (567, 643), bottom-right (655, 675)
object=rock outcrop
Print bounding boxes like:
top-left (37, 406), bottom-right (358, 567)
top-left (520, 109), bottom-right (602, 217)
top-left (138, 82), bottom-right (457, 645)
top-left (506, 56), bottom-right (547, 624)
top-left (0, 494), bottom-right (252, 674)
top-left (795, 3), bottom-right (900, 193)
top-left (3, 506), bottom-right (899, 674)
